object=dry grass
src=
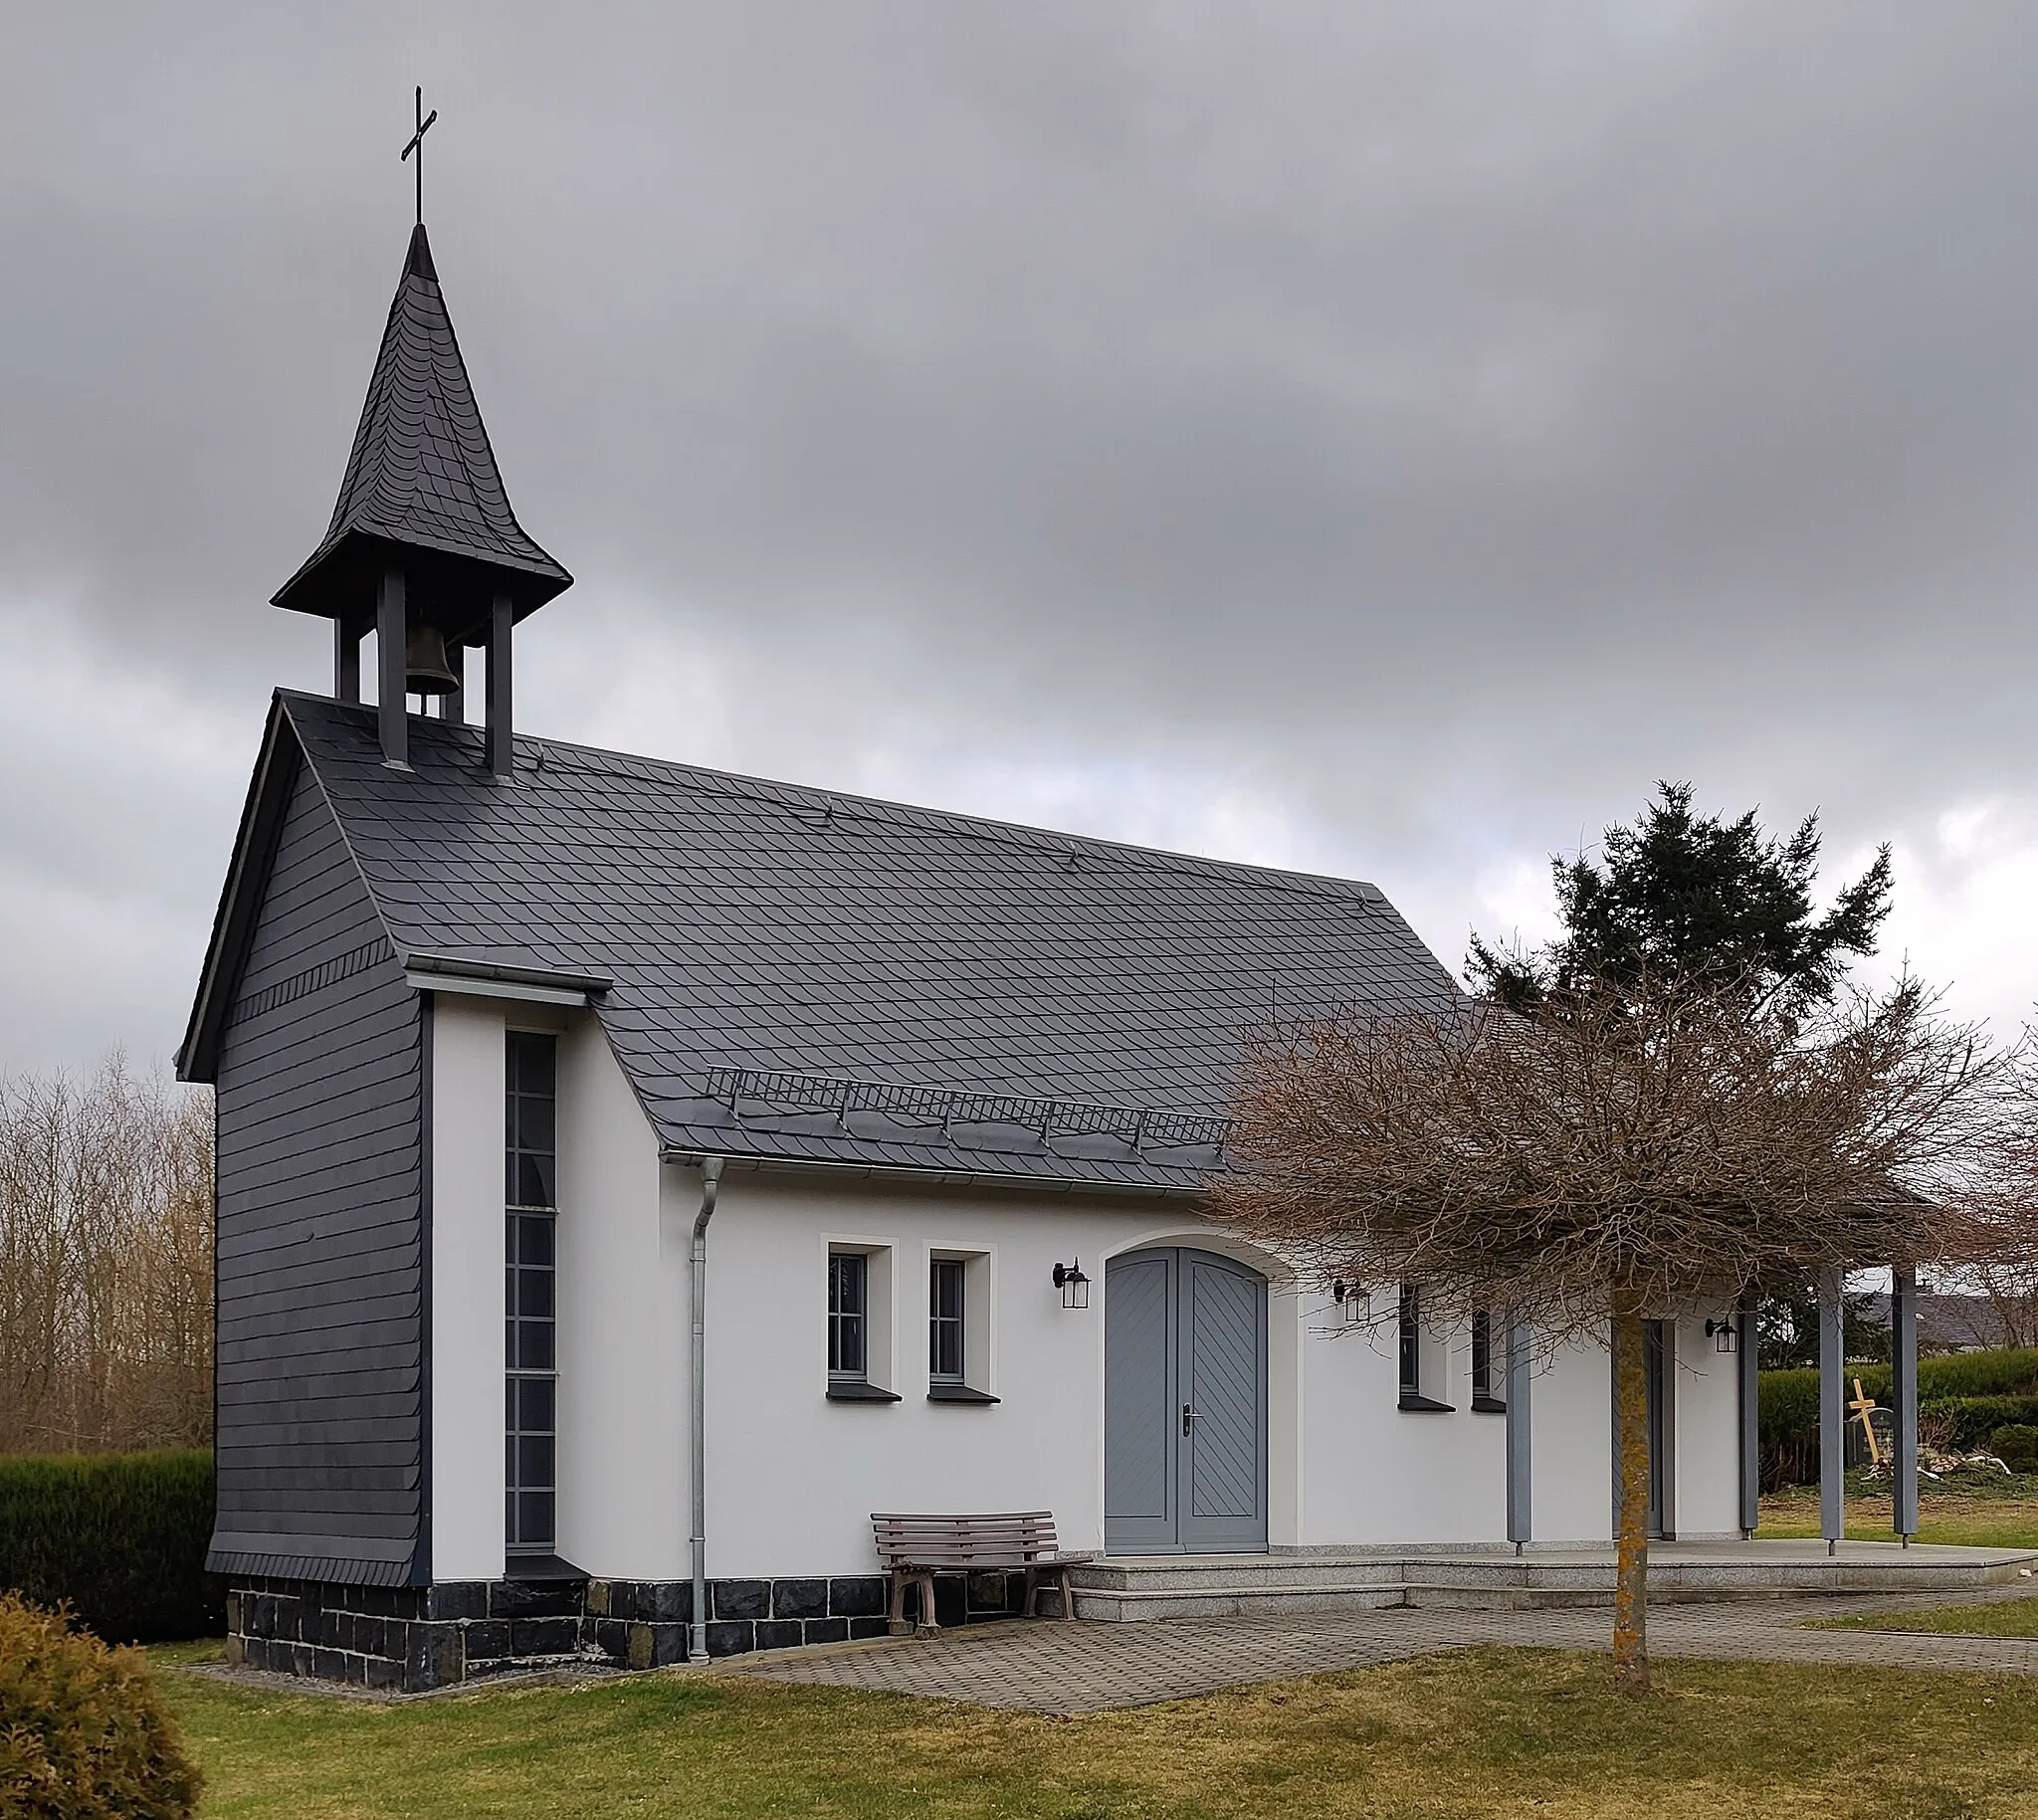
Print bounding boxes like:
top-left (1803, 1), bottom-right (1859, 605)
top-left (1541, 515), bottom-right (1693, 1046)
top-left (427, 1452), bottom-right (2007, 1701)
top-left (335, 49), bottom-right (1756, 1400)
top-left (1760, 1480), bottom-right (2038, 1549)
top-left (156, 1644), bottom-right (2038, 1819)
top-left (1813, 1596), bottom-right (2038, 1638)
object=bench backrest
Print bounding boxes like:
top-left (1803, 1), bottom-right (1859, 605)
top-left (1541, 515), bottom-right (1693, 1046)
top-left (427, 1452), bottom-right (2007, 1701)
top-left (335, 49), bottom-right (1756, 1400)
top-left (871, 1511), bottom-right (1060, 1567)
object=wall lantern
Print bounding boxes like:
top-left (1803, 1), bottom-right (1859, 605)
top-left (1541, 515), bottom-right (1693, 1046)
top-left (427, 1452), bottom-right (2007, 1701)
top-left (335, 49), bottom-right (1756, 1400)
top-left (1053, 1261), bottom-right (1091, 1311)
top-left (1705, 1315), bottom-right (1738, 1354)
top-left (1330, 1280), bottom-right (1364, 1324)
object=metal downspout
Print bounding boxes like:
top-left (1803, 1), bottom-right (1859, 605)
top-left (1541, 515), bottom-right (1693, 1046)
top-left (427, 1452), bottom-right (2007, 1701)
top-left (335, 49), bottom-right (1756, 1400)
top-left (690, 1157), bottom-right (723, 1663)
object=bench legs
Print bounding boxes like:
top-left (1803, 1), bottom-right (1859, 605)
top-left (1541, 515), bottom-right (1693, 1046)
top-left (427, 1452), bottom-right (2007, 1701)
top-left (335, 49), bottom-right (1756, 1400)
top-left (888, 1570), bottom-right (940, 1636)
top-left (892, 1565), bottom-right (1079, 1632)
top-left (1022, 1565), bottom-right (1076, 1621)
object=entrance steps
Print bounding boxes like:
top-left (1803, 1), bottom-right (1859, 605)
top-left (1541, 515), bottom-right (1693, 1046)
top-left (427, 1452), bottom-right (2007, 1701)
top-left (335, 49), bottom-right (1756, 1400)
top-left (1065, 1540), bottom-right (2038, 1622)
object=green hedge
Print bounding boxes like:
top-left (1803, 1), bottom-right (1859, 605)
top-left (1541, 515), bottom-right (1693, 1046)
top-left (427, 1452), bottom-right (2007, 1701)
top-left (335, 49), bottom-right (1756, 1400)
top-left (0, 1451), bottom-right (222, 1643)
top-left (1758, 1350), bottom-right (2038, 1487)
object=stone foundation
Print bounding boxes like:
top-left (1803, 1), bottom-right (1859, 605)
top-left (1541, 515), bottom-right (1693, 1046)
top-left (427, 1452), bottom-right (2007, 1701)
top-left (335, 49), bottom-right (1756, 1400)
top-left (226, 1569), bottom-right (1038, 1691)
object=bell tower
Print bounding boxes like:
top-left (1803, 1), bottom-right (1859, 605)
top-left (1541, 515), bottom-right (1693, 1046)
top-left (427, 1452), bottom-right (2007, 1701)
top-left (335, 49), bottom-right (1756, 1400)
top-left (271, 219), bottom-right (570, 776)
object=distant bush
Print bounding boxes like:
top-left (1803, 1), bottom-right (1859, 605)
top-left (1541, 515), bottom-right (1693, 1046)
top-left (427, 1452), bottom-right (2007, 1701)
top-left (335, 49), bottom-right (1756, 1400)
top-left (1991, 1426), bottom-right (2038, 1473)
top-left (0, 1593), bottom-right (202, 1818)
top-left (1931, 1396), bottom-right (2038, 1452)
top-left (1758, 1350), bottom-right (2038, 1487)
top-left (0, 1451), bottom-right (220, 1642)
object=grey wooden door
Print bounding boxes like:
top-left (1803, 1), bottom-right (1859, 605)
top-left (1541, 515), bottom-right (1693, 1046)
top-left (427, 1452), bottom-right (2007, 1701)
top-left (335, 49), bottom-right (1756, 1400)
top-left (1105, 1248), bottom-right (1268, 1553)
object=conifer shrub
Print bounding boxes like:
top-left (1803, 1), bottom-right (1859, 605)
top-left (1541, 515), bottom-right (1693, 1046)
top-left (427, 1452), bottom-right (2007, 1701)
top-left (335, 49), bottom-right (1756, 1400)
top-left (0, 1594), bottom-right (202, 1819)
top-left (0, 1451), bottom-right (220, 1642)
top-left (1987, 1424), bottom-right (2038, 1472)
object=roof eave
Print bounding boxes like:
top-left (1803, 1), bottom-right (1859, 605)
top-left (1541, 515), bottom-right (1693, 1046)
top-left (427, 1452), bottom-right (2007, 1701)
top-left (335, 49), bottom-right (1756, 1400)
top-left (656, 1142), bottom-right (1212, 1202)
top-left (271, 525), bottom-right (571, 625)
top-left (177, 697), bottom-right (301, 1083)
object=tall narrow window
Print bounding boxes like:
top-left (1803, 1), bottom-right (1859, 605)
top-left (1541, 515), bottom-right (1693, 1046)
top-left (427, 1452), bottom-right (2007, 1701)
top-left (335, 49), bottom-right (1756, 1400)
top-left (1397, 1283), bottom-right (1421, 1396)
top-left (828, 1252), bottom-right (868, 1381)
top-left (506, 1032), bottom-right (557, 1556)
top-left (929, 1258), bottom-right (964, 1384)
top-left (1470, 1310), bottom-right (1506, 1411)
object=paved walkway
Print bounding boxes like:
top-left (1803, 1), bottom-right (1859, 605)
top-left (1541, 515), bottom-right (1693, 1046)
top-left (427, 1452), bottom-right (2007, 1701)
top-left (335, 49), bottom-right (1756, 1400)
top-left (728, 1588), bottom-right (2038, 1713)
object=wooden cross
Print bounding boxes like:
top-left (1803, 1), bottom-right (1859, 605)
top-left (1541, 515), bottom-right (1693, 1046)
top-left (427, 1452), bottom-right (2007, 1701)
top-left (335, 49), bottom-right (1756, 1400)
top-left (1849, 1376), bottom-right (1883, 1468)
top-left (401, 87), bottom-right (438, 225)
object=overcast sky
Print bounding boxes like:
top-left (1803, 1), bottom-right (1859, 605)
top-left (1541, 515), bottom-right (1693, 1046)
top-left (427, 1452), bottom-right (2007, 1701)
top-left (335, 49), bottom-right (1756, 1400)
top-left (6, 3), bottom-right (2038, 1079)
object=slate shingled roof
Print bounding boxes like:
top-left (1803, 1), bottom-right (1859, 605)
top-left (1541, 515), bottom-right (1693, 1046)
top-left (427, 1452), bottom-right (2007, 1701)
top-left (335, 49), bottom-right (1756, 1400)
top-left (271, 225), bottom-right (570, 624)
top-left (221, 692), bottom-right (1460, 1191)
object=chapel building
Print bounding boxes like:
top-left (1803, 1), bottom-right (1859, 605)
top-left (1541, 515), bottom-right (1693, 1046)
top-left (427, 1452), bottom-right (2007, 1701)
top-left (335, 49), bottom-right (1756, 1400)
top-left (180, 220), bottom-right (1750, 1692)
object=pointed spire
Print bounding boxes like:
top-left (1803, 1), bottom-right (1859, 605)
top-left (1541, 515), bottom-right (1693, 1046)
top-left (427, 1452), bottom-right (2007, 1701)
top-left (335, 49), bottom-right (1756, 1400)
top-left (272, 223), bottom-right (570, 629)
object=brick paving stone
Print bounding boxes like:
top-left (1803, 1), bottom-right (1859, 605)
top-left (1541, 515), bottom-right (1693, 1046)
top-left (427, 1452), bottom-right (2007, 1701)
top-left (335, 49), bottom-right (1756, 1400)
top-left (725, 1587), bottom-right (2038, 1713)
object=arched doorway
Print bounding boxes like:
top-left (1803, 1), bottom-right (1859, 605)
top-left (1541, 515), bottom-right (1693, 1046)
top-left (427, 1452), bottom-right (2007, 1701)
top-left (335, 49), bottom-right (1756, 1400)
top-left (1104, 1247), bottom-right (1268, 1553)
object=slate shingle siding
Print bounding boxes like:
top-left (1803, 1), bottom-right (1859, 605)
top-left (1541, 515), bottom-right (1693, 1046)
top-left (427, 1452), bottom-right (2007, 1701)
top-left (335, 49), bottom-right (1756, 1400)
top-left (209, 755), bottom-right (425, 1585)
top-left (278, 690), bottom-right (1459, 1191)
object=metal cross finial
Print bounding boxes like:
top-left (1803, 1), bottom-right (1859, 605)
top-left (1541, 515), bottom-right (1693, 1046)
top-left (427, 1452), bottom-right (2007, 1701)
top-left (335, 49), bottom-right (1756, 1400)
top-left (401, 87), bottom-right (438, 225)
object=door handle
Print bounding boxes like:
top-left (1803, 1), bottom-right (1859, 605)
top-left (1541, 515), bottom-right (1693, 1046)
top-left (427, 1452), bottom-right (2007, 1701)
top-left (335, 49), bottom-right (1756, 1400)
top-left (1182, 1403), bottom-right (1200, 1437)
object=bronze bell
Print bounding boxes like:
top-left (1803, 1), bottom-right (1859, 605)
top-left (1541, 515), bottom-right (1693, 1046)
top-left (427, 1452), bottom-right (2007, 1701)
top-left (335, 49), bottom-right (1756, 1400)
top-left (404, 623), bottom-right (461, 696)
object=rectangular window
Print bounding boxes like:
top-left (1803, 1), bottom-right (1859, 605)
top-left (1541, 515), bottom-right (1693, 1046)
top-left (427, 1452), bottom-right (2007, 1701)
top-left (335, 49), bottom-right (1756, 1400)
top-left (506, 1032), bottom-right (557, 1555)
top-left (829, 1252), bottom-right (868, 1380)
top-left (1397, 1283), bottom-right (1421, 1395)
top-left (1471, 1310), bottom-right (1494, 1400)
top-left (929, 1258), bottom-right (965, 1383)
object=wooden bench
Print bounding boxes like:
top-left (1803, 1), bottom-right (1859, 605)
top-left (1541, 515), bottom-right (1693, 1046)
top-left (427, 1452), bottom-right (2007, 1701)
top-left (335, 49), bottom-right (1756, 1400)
top-left (871, 1512), bottom-right (1078, 1634)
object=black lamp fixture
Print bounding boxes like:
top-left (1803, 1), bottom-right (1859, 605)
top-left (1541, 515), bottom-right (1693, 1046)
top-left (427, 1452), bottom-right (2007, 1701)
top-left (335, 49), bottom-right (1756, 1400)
top-left (1705, 1315), bottom-right (1738, 1354)
top-left (1330, 1279), bottom-right (1364, 1324)
top-left (1053, 1260), bottom-right (1090, 1311)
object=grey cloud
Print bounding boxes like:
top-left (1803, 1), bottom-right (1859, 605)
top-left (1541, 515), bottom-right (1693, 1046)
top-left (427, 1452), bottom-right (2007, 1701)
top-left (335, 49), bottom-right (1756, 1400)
top-left (4, 3), bottom-right (2038, 1068)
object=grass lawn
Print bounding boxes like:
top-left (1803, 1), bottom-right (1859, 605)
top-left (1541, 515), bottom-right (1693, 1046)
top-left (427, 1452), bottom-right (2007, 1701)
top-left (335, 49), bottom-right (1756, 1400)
top-left (1811, 1596), bottom-right (2038, 1638)
top-left (1760, 1474), bottom-right (2038, 1549)
top-left (153, 1643), bottom-right (2038, 1819)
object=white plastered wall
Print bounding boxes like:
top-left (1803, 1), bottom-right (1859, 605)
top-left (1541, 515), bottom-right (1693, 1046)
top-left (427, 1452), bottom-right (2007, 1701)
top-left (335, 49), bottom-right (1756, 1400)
top-left (1670, 1311), bottom-right (1742, 1539)
top-left (552, 1014), bottom-right (687, 1579)
top-left (429, 996), bottom-right (689, 1583)
top-left (694, 1172), bottom-right (1301, 1580)
top-left (428, 994), bottom-right (510, 1581)
top-left (1296, 1292), bottom-right (1510, 1547)
top-left (427, 1004), bottom-right (1749, 1577)
top-left (1525, 1336), bottom-right (1615, 1544)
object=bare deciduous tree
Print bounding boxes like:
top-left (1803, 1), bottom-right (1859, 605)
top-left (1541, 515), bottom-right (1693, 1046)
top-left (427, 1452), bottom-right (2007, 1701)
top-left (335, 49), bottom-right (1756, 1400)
top-left (1211, 975), bottom-right (2001, 1692)
top-left (0, 1055), bottom-right (213, 1454)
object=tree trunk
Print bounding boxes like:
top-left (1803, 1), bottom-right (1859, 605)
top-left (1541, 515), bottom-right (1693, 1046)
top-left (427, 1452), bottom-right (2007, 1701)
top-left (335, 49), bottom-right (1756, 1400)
top-left (1611, 1291), bottom-right (1651, 1693)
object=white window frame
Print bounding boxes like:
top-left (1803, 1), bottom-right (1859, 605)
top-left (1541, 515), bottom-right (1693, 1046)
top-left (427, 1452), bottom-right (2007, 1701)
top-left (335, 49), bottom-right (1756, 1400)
top-left (824, 1237), bottom-right (896, 1395)
top-left (927, 1247), bottom-right (995, 1397)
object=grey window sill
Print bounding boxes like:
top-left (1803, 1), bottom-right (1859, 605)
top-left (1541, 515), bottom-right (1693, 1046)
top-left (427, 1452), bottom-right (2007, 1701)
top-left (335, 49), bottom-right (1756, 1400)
top-left (1397, 1393), bottom-right (1457, 1413)
top-left (826, 1380), bottom-right (902, 1403)
top-left (927, 1383), bottom-right (1000, 1405)
top-left (1470, 1394), bottom-right (1508, 1414)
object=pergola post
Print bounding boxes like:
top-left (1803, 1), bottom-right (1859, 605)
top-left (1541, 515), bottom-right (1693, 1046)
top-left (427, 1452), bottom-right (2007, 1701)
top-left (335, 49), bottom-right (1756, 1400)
top-left (1737, 1285), bottom-right (1760, 1538)
top-left (1892, 1265), bottom-right (1919, 1544)
top-left (1819, 1266), bottom-right (1845, 1554)
top-left (1505, 1314), bottom-right (1531, 1550)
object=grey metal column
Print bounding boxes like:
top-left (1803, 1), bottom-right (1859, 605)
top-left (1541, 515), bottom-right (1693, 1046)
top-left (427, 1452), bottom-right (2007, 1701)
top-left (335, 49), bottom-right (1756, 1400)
top-left (334, 618), bottom-right (361, 704)
top-left (1505, 1315), bottom-right (1531, 1549)
top-left (377, 568), bottom-right (408, 768)
top-left (487, 593), bottom-right (513, 779)
top-left (1737, 1287), bottom-right (1760, 1537)
top-left (1819, 1266), bottom-right (1845, 1554)
top-left (1892, 1265), bottom-right (1919, 1543)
